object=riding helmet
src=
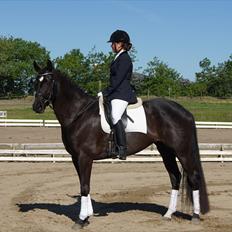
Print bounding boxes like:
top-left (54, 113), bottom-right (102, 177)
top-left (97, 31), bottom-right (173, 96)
top-left (108, 30), bottom-right (131, 44)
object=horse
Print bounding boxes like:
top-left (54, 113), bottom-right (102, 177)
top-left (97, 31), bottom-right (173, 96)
top-left (32, 60), bottom-right (209, 228)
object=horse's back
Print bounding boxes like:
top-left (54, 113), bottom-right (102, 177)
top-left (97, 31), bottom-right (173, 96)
top-left (143, 97), bottom-right (196, 148)
top-left (144, 97), bottom-right (194, 123)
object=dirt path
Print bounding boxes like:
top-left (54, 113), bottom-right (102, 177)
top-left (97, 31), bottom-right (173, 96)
top-left (0, 127), bottom-right (232, 231)
top-left (0, 127), bottom-right (231, 143)
top-left (0, 162), bottom-right (232, 232)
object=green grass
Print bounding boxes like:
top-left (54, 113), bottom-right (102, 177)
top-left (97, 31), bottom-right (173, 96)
top-left (4, 107), bottom-right (56, 120)
top-left (176, 100), bottom-right (232, 121)
top-left (144, 96), bottom-right (232, 122)
top-left (0, 97), bottom-right (56, 120)
top-left (1, 96), bottom-right (232, 121)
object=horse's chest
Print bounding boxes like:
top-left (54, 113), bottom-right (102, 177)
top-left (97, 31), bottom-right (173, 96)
top-left (61, 128), bottom-right (80, 155)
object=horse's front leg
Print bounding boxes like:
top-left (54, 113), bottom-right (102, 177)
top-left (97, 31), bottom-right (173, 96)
top-left (72, 154), bottom-right (93, 228)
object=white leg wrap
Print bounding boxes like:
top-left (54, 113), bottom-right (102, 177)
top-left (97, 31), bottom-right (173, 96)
top-left (79, 196), bottom-right (88, 220)
top-left (79, 195), bottom-right (94, 220)
top-left (87, 194), bottom-right (93, 216)
top-left (164, 189), bottom-right (179, 218)
top-left (193, 190), bottom-right (200, 215)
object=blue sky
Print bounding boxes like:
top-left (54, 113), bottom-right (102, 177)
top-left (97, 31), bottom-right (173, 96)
top-left (0, 0), bottom-right (232, 81)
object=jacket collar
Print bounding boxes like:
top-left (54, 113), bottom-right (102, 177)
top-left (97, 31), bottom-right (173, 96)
top-left (114, 49), bottom-right (126, 61)
top-left (111, 50), bottom-right (127, 66)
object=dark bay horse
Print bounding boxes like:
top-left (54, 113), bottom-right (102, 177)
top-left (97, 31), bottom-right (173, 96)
top-left (32, 60), bottom-right (209, 228)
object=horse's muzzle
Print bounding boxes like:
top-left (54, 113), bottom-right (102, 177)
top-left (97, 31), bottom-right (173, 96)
top-left (32, 99), bottom-right (46, 113)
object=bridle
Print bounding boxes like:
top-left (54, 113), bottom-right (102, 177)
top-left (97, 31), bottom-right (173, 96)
top-left (35, 71), bottom-right (98, 120)
top-left (36, 72), bottom-right (55, 109)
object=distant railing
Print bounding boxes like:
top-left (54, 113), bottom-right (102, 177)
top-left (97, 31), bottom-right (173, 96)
top-left (0, 143), bottom-right (232, 163)
top-left (1, 119), bottom-right (232, 129)
top-left (0, 119), bottom-right (43, 127)
top-left (196, 121), bottom-right (232, 129)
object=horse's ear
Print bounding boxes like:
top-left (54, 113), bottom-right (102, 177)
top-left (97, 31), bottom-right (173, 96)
top-left (47, 60), bottom-right (54, 72)
top-left (33, 61), bottom-right (41, 73)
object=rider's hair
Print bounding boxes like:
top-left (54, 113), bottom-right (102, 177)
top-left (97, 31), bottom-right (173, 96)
top-left (122, 42), bottom-right (132, 51)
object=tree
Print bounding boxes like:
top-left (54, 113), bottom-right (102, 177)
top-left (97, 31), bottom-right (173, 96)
top-left (196, 56), bottom-right (232, 97)
top-left (210, 56), bottom-right (232, 97)
top-left (84, 47), bottom-right (113, 94)
top-left (0, 36), bottom-right (50, 97)
top-left (55, 47), bottom-right (114, 95)
top-left (141, 57), bottom-right (182, 97)
top-left (55, 49), bottom-right (89, 82)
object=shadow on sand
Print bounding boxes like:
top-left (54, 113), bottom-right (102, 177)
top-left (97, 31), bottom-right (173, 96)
top-left (17, 195), bottom-right (192, 222)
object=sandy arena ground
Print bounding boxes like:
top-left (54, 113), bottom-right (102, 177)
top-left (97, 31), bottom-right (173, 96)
top-left (0, 127), bottom-right (232, 232)
top-left (0, 127), bottom-right (232, 143)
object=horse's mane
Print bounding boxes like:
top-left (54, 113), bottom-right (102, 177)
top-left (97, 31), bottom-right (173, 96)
top-left (53, 69), bottom-right (93, 98)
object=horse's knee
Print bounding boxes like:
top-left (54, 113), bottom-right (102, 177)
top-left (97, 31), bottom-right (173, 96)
top-left (81, 184), bottom-right (90, 196)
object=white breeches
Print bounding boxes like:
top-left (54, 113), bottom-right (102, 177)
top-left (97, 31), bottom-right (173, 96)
top-left (111, 99), bottom-right (128, 125)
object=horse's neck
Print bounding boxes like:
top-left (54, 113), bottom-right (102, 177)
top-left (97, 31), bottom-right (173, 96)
top-left (53, 78), bottom-right (92, 127)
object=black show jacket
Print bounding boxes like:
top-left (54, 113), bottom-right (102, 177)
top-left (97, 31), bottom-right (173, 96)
top-left (103, 51), bottom-right (137, 104)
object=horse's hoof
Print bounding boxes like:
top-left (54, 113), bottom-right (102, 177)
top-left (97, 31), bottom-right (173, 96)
top-left (162, 216), bottom-right (172, 221)
top-left (192, 213), bottom-right (200, 224)
top-left (72, 218), bottom-right (90, 230)
top-left (163, 210), bottom-right (173, 221)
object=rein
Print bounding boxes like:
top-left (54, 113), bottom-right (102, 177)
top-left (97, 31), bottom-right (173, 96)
top-left (72, 98), bottom-right (98, 123)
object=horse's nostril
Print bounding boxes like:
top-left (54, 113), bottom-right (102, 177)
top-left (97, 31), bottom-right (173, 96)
top-left (32, 101), bottom-right (44, 113)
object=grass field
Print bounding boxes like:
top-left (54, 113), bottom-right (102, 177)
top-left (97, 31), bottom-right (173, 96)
top-left (0, 96), bottom-right (232, 121)
top-left (175, 97), bottom-right (232, 121)
top-left (0, 96), bottom-right (55, 120)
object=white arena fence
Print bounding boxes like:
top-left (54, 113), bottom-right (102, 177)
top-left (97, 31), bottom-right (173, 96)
top-left (0, 143), bottom-right (232, 163)
top-left (1, 119), bottom-right (232, 129)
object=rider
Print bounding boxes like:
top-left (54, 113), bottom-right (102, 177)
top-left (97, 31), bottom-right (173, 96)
top-left (102, 30), bottom-right (137, 160)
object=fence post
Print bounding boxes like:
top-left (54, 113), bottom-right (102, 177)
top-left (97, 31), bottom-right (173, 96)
top-left (0, 111), bottom-right (7, 127)
top-left (220, 144), bottom-right (224, 165)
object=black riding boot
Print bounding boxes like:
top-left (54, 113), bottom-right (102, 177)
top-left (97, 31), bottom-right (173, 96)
top-left (113, 119), bottom-right (127, 160)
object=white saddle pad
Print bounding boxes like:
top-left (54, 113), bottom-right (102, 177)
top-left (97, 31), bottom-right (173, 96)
top-left (99, 96), bottom-right (147, 134)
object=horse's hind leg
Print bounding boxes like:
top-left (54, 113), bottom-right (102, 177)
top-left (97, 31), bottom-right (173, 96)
top-left (177, 142), bottom-right (209, 222)
top-left (178, 157), bottom-right (201, 221)
top-left (156, 142), bottom-right (181, 219)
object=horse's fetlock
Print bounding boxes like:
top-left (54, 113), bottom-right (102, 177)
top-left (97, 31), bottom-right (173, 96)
top-left (81, 184), bottom-right (90, 196)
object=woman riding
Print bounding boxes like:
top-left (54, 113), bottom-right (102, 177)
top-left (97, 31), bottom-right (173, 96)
top-left (102, 30), bottom-right (137, 160)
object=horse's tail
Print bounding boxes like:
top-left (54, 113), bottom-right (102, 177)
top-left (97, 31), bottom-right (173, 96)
top-left (193, 122), bottom-right (210, 214)
top-left (181, 122), bottom-right (210, 214)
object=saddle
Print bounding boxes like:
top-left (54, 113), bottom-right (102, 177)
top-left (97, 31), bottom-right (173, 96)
top-left (103, 97), bottom-right (137, 129)
top-left (98, 95), bottom-right (147, 134)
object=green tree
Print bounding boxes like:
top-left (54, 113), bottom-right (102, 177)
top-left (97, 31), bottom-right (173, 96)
top-left (55, 49), bottom-right (89, 82)
top-left (141, 57), bottom-right (182, 97)
top-left (210, 56), bottom-right (232, 97)
top-left (196, 56), bottom-right (232, 97)
top-left (55, 48), bottom-right (114, 95)
top-left (85, 47), bottom-right (113, 94)
top-left (0, 36), bottom-right (50, 97)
